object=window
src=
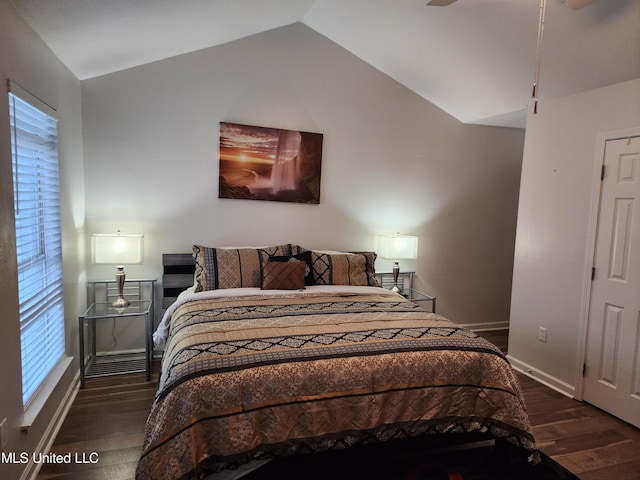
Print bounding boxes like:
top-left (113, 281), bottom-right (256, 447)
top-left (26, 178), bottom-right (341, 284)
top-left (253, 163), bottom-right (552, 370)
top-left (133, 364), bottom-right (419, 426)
top-left (9, 85), bottom-right (65, 407)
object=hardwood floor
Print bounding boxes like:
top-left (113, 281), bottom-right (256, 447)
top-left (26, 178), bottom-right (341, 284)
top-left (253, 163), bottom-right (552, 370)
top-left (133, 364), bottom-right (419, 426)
top-left (37, 331), bottom-right (640, 480)
top-left (476, 330), bottom-right (640, 479)
top-left (37, 368), bottom-right (158, 480)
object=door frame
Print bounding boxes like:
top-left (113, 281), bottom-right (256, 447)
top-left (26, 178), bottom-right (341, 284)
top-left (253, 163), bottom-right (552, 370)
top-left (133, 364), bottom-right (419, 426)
top-left (575, 126), bottom-right (640, 401)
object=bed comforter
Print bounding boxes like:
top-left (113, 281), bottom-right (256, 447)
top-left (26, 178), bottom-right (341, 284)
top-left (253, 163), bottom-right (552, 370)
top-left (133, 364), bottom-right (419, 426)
top-left (137, 287), bottom-right (536, 480)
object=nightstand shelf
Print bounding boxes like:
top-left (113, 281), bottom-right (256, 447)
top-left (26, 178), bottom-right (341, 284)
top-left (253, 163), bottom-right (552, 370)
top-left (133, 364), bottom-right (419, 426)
top-left (375, 271), bottom-right (436, 313)
top-left (79, 279), bottom-right (156, 388)
top-left (84, 352), bottom-right (148, 378)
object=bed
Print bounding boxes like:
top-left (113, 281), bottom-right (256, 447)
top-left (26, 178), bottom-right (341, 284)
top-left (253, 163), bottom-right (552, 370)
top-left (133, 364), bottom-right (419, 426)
top-left (136, 244), bottom-right (537, 480)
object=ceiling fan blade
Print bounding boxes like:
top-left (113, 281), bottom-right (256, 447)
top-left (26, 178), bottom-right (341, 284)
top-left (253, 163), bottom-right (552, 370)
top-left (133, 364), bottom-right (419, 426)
top-left (427, 0), bottom-right (458, 6)
top-left (566, 0), bottom-right (598, 10)
top-left (426, 0), bottom-right (597, 8)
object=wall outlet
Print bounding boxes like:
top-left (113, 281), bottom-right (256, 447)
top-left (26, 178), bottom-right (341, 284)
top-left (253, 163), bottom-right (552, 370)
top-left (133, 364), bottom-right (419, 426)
top-left (0, 417), bottom-right (7, 450)
top-left (538, 327), bottom-right (548, 343)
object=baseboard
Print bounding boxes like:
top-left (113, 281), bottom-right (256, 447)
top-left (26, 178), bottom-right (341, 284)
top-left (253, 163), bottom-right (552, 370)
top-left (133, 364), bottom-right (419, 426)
top-left (507, 355), bottom-right (576, 399)
top-left (461, 321), bottom-right (509, 332)
top-left (23, 372), bottom-right (80, 480)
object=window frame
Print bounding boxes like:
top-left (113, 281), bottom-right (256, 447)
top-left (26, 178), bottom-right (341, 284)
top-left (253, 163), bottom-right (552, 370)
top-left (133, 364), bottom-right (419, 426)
top-left (8, 81), bottom-right (66, 409)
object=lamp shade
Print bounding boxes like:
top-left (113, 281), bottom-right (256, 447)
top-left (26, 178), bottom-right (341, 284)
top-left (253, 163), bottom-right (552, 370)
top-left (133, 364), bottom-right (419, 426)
top-left (377, 234), bottom-right (418, 260)
top-left (91, 233), bottom-right (144, 265)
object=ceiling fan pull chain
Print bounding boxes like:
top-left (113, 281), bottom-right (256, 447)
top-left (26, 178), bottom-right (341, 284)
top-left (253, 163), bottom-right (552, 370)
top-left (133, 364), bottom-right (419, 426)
top-left (532, 0), bottom-right (547, 114)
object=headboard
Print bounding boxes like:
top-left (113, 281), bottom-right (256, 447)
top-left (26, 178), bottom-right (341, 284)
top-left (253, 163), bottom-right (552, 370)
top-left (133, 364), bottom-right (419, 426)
top-left (162, 253), bottom-right (195, 310)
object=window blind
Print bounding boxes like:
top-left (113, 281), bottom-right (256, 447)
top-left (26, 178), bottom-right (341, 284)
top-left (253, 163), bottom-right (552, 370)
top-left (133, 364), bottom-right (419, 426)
top-left (9, 88), bottom-right (65, 407)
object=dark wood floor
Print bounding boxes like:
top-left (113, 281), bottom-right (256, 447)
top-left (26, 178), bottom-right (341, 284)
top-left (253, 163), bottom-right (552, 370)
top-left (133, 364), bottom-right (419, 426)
top-left (37, 330), bottom-right (640, 480)
top-left (37, 368), bottom-right (158, 480)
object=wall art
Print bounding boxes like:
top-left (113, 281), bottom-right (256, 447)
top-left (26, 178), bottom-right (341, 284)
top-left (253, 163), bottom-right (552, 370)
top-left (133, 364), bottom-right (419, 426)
top-left (219, 122), bottom-right (323, 204)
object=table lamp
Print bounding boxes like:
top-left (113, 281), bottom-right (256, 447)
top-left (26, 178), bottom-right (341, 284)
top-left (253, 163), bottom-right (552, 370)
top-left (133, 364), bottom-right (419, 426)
top-left (91, 231), bottom-right (144, 308)
top-left (377, 233), bottom-right (419, 295)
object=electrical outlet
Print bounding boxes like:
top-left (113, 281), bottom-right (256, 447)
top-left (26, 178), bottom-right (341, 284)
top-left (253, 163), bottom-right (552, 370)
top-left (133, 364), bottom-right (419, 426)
top-left (0, 417), bottom-right (8, 450)
top-left (538, 327), bottom-right (548, 343)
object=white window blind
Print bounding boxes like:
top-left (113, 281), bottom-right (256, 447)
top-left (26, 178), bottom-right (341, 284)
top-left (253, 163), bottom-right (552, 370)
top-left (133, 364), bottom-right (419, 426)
top-left (9, 87), bottom-right (65, 407)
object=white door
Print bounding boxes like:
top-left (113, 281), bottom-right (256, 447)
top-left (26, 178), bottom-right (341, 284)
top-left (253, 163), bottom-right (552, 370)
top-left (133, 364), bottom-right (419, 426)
top-left (584, 135), bottom-right (640, 428)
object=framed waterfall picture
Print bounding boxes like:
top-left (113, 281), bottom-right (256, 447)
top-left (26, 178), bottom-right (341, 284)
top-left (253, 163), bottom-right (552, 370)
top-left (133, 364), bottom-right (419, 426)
top-left (218, 122), bottom-right (323, 204)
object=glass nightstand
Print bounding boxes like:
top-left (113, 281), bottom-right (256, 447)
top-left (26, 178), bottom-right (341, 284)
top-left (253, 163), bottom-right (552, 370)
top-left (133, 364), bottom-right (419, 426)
top-left (403, 288), bottom-right (437, 313)
top-left (376, 271), bottom-right (436, 313)
top-left (79, 279), bottom-right (155, 388)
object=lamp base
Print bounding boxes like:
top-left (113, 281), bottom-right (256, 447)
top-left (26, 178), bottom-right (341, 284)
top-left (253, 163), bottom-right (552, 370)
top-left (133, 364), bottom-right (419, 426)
top-left (392, 261), bottom-right (404, 295)
top-left (112, 265), bottom-right (130, 308)
top-left (111, 296), bottom-right (130, 308)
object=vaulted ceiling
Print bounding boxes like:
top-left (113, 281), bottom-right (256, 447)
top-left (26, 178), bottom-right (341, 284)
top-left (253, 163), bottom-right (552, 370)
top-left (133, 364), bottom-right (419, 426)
top-left (10, 0), bottom-right (640, 128)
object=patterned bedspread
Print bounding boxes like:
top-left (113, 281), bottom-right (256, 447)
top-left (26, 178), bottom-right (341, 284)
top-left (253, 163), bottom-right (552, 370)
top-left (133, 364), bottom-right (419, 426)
top-left (137, 288), bottom-right (536, 480)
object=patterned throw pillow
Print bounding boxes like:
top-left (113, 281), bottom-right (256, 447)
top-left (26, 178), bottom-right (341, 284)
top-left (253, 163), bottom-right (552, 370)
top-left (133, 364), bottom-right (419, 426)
top-left (192, 244), bottom-right (291, 291)
top-left (261, 261), bottom-right (305, 290)
top-left (268, 251), bottom-right (315, 285)
top-left (310, 251), bottom-right (378, 286)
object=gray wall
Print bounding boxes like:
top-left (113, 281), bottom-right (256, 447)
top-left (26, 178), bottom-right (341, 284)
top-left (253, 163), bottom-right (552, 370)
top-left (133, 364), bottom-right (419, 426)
top-left (82, 23), bottom-right (525, 347)
top-left (0, 2), bottom-right (85, 479)
top-left (509, 78), bottom-right (640, 396)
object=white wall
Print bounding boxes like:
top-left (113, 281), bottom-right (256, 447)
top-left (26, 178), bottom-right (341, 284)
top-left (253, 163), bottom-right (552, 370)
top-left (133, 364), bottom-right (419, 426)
top-left (82, 23), bottom-right (525, 348)
top-left (0, 1), bottom-right (85, 479)
top-left (509, 78), bottom-right (640, 395)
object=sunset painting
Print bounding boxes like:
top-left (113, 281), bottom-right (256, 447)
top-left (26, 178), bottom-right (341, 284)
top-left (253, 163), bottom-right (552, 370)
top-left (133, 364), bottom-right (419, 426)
top-left (219, 122), bottom-right (323, 204)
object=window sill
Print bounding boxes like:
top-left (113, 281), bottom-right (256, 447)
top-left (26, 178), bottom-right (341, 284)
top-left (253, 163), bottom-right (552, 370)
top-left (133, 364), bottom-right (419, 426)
top-left (21, 356), bottom-right (74, 430)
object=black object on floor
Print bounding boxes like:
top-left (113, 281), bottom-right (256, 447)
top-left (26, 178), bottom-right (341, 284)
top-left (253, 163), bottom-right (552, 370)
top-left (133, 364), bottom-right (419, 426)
top-left (240, 438), bottom-right (579, 480)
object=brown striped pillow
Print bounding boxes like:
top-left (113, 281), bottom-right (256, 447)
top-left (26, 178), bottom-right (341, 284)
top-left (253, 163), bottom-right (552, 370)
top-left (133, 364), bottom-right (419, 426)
top-left (310, 251), bottom-right (378, 286)
top-left (192, 244), bottom-right (291, 291)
